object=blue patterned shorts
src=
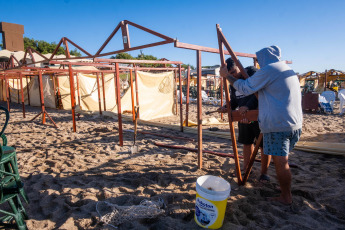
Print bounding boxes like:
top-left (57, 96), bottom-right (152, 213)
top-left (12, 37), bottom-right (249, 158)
top-left (263, 129), bottom-right (302, 156)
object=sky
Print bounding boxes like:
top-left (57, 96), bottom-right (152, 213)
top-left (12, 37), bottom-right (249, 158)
top-left (1, 0), bottom-right (344, 74)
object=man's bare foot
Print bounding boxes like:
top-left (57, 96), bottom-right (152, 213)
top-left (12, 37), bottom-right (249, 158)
top-left (268, 196), bottom-right (292, 205)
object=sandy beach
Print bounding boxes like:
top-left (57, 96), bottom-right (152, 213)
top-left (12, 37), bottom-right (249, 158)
top-left (3, 101), bottom-right (345, 229)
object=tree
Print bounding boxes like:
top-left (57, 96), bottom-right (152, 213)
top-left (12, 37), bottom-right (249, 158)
top-left (111, 52), bottom-right (134, 59)
top-left (24, 37), bottom-right (81, 57)
top-left (181, 64), bottom-right (195, 70)
top-left (0, 43), bottom-right (3, 50)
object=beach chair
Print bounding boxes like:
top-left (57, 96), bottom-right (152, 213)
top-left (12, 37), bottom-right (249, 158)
top-left (0, 163), bottom-right (28, 230)
top-left (0, 107), bottom-right (28, 230)
top-left (0, 107), bottom-right (29, 204)
top-left (201, 90), bottom-right (218, 105)
top-left (321, 91), bottom-right (336, 111)
top-left (338, 89), bottom-right (345, 115)
top-left (318, 95), bottom-right (333, 113)
top-left (177, 90), bottom-right (186, 103)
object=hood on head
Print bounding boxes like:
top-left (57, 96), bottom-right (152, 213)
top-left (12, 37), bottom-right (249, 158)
top-left (256, 45), bottom-right (281, 68)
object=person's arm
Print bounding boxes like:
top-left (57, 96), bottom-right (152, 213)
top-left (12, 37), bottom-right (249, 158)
top-left (245, 95), bottom-right (258, 110)
top-left (233, 69), bottom-right (272, 96)
top-left (220, 66), bottom-right (238, 86)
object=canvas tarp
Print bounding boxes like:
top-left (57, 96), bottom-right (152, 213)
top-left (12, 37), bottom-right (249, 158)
top-left (58, 70), bottom-right (175, 120)
top-left (1, 76), bottom-right (56, 108)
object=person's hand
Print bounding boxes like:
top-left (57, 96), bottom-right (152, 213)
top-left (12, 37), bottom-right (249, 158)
top-left (238, 106), bottom-right (249, 115)
top-left (216, 106), bottom-right (227, 113)
top-left (219, 65), bottom-right (228, 79)
top-left (238, 106), bottom-right (250, 124)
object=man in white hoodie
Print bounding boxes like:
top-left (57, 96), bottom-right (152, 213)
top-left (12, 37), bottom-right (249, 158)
top-left (220, 46), bottom-right (303, 205)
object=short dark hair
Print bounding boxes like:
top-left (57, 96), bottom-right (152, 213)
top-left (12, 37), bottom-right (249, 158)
top-left (225, 58), bottom-right (235, 71)
top-left (244, 66), bottom-right (258, 77)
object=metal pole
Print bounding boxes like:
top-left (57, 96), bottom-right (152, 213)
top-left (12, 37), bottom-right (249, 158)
top-left (76, 72), bottom-right (81, 107)
top-left (68, 65), bottom-right (77, 132)
top-left (178, 64), bottom-right (183, 132)
top-left (186, 66), bottom-right (190, 127)
top-left (134, 67), bottom-right (140, 118)
top-left (38, 71), bottom-right (46, 124)
top-left (130, 69), bottom-right (135, 121)
top-left (197, 50), bottom-right (203, 169)
top-left (101, 72), bottom-right (107, 111)
top-left (115, 63), bottom-right (123, 146)
top-left (19, 73), bottom-right (25, 118)
top-left (96, 73), bottom-right (102, 115)
top-left (26, 76), bottom-right (30, 106)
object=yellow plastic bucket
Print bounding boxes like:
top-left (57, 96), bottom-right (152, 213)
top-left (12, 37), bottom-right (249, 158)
top-left (195, 175), bottom-right (231, 229)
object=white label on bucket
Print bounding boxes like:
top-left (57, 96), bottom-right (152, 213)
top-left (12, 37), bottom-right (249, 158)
top-left (195, 197), bottom-right (218, 227)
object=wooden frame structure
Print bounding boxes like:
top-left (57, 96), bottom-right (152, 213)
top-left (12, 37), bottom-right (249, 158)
top-left (0, 20), bottom-right (264, 185)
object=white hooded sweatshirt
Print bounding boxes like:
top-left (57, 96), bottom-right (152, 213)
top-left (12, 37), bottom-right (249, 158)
top-left (233, 46), bottom-right (303, 133)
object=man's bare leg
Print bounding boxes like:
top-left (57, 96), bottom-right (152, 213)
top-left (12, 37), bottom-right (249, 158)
top-left (261, 150), bottom-right (271, 175)
top-left (269, 155), bottom-right (292, 204)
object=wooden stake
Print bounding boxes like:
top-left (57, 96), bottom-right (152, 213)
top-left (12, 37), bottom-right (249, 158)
top-left (217, 24), bottom-right (242, 184)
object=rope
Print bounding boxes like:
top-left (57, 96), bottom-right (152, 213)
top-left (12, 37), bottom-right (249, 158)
top-left (96, 198), bottom-right (165, 228)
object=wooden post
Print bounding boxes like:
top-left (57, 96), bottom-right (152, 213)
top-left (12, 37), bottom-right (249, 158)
top-left (76, 72), bottom-right (81, 107)
top-left (220, 76), bottom-right (223, 120)
top-left (95, 73), bottom-right (102, 115)
top-left (174, 70), bottom-right (178, 115)
top-left (130, 69), bottom-right (135, 121)
top-left (186, 66), bottom-right (190, 127)
top-left (217, 24), bottom-right (243, 184)
top-left (56, 75), bottom-right (62, 109)
top-left (101, 72), bottom-right (107, 111)
top-left (4, 74), bottom-right (10, 112)
top-left (17, 78), bottom-right (19, 104)
top-left (178, 64), bottom-right (183, 132)
top-left (197, 50), bottom-right (203, 169)
top-left (26, 76), bottom-right (30, 106)
top-left (19, 74), bottom-right (25, 118)
top-left (324, 69), bottom-right (328, 91)
top-left (68, 65), bottom-right (77, 132)
top-left (115, 63), bottom-right (123, 146)
top-left (134, 67), bottom-right (140, 118)
top-left (38, 71), bottom-right (46, 124)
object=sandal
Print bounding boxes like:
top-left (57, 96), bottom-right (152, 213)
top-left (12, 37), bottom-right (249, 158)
top-left (259, 174), bottom-right (270, 182)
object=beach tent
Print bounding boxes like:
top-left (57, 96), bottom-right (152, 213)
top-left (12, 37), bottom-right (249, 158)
top-left (58, 70), bottom-right (175, 120)
top-left (2, 67), bottom-right (175, 120)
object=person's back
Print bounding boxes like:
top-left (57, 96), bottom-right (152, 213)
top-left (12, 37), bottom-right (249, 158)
top-left (234, 46), bottom-right (303, 133)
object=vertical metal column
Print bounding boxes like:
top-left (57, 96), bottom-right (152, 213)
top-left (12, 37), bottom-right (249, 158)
top-left (178, 64), bottom-right (183, 132)
top-left (96, 73), bottom-right (102, 115)
top-left (115, 63), bottom-right (123, 146)
top-left (197, 50), bottom-right (203, 169)
top-left (186, 66), bottom-right (190, 127)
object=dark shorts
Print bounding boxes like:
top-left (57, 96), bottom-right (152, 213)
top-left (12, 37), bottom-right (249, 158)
top-left (263, 129), bottom-right (302, 156)
top-left (238, 121), bottom-right (262, 146)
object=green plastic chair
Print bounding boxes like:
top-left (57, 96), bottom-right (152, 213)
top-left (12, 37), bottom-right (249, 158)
top-left (0, 106), bottom-right (29, 204)
top-left (0, 169), bottom-right (28, 229)
top-left (0, 106), bottom-right (29, 229)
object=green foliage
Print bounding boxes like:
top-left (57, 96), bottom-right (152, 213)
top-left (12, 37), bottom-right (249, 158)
top-left (23, 37), bottom-right (81, 57)
top-left (0, 43), bottom-right (3, 50)
top-left (107, 51), bottom-right (194, 69)
top-left (111, 52), bottom-right (134, 59)
top-left (181, 64), bottom-right (195, 70)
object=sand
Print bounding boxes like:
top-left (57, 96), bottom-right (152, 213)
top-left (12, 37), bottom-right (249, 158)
top-left (2, 101), bottom-right (345, 229)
